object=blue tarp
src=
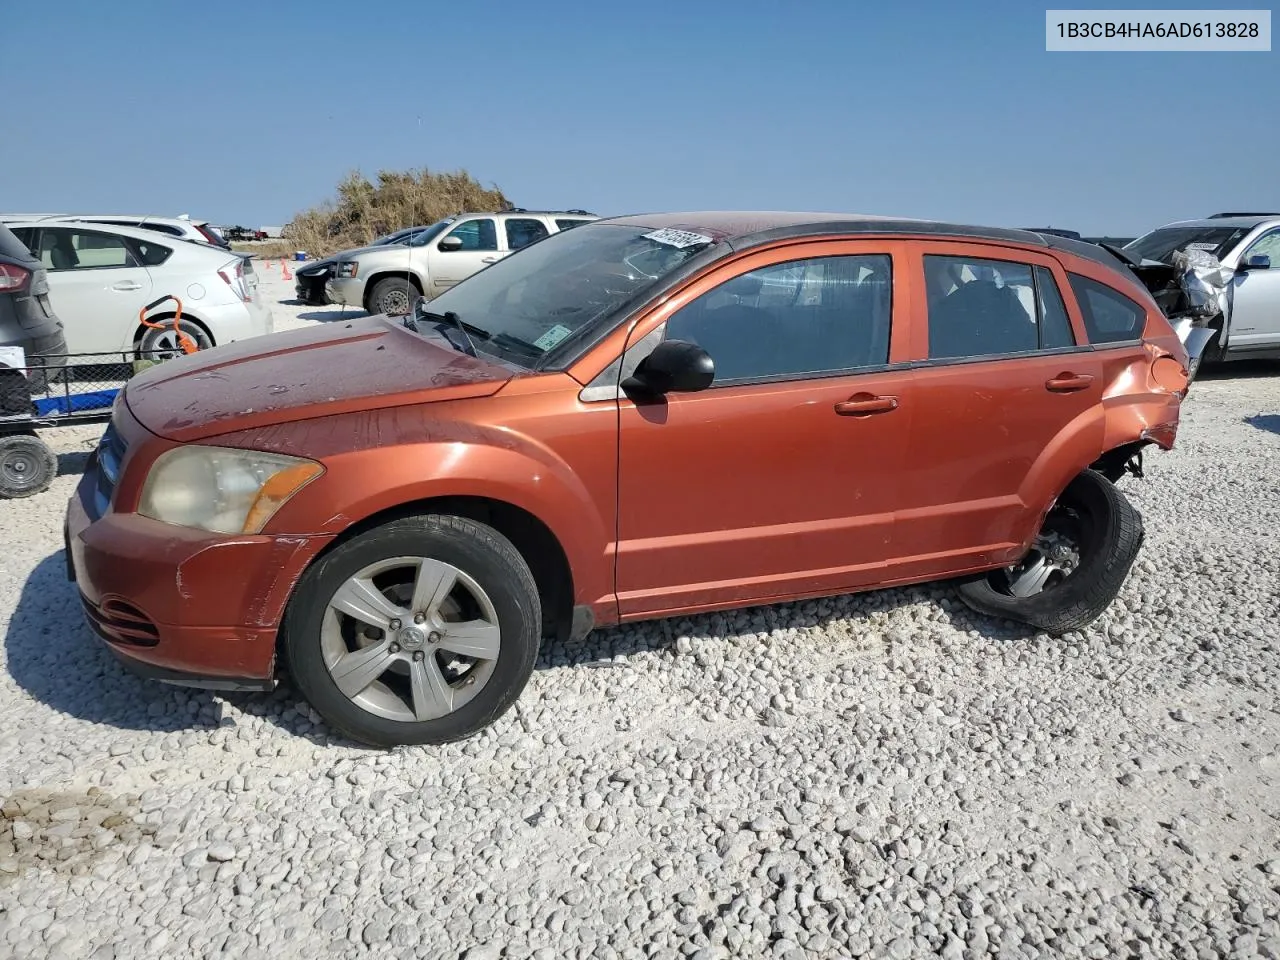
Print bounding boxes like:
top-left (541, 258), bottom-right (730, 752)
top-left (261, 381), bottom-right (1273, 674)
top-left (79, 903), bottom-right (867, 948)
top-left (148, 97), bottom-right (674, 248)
top-left (34, 388), bottom-right (120, 416)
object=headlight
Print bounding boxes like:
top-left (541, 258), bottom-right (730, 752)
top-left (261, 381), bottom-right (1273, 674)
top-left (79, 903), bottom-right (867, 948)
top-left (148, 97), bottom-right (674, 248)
top-left (138, 446), bottom-right (323, 534)
top-left (335, 261), bottom-right (358, 279)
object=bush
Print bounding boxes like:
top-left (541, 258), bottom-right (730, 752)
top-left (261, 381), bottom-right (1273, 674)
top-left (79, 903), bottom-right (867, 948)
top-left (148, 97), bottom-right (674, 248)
top-left (282, 168), bottom-right (512, 257)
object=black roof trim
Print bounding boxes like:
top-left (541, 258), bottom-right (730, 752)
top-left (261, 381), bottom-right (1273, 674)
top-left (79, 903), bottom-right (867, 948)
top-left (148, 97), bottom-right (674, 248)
top-left (1209, 211), bottom-right (1280, 218)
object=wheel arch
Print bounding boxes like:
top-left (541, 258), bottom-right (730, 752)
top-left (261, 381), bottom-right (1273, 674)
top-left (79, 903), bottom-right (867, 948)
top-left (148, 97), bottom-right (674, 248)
top-left (362, 271), bottom-right (425, 312)
top-left (282, 494), bottom-right (578, 654)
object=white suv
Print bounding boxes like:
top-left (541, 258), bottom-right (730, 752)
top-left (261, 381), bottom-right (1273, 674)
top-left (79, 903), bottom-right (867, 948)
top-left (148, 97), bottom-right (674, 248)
top-left (326, 209), bottom-right (597, 315)
top-left (4, 219), bottom-right (272, 356)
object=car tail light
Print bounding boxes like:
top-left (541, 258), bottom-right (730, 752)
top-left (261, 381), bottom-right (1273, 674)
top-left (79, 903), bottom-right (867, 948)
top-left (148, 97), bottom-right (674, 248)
top-left (0, 263), bottom-right (31, 293)
top-left (218, 260), bottom-right (252, 302)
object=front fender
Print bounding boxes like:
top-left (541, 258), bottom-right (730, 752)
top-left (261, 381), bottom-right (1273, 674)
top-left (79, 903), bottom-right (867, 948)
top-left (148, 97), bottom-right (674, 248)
top-left (230, 409), bottom-right (614, 609)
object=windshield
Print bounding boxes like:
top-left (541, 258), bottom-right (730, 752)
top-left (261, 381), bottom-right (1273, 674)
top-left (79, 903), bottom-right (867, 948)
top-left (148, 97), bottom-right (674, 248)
top-left (1124, 225), bottom-right (1251, 263)
top-left (418, 222), bottom-right (717, 367)
top-left (372, 221), bottom-right (452, 247)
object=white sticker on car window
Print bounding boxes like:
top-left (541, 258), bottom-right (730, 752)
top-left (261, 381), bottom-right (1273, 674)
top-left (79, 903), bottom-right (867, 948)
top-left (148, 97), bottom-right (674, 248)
top-left (533, 324), bottom-right (573, 351)
top-left (642, 228), bottom-right (714, 249)
top-left (1187, 241), bottom-right (1218, 251)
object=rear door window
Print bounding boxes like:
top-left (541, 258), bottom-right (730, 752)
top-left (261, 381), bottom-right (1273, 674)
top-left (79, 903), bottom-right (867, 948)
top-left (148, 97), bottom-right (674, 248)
top-left (926, 255), bottom-right (1076, 359)
top-left (1067, 274), bottom-right (1146, 344)
top-left (38, 228), bottom-right (140, 271)
top-left (505, 218), bottom-right (550, 251)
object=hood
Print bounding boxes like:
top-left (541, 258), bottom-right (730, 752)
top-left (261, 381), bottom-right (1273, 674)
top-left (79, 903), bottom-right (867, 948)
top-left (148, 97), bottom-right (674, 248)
top-left (124, 316), bottom-right (516, 442)
top-left (334, 242), bottom-right (403, 259)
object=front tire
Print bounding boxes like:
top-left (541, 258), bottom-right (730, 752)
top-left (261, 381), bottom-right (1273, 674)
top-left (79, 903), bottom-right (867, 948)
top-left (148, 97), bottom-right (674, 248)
top-left (955, 470), bottom-right (1143, 635)
top-left (368, 277), bottom-right (416, 317)
top-left (282, 514), bottom-right (541, 747)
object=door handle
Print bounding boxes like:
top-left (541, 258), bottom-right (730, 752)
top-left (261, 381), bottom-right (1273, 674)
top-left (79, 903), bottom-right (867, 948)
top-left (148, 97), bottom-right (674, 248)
top-left (480, 256), bottom-right (498, 264)
top-left (1045, 373), bottom-right (1094, 392)
top-left (111, 281), bottom-right (143, 292)
top-left (834, 394), bottom-right (898, 416)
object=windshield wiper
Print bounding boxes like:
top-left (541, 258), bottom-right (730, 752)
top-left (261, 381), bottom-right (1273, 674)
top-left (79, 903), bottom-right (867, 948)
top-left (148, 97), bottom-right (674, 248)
top-left (408, 304), bottom-right (482, 357)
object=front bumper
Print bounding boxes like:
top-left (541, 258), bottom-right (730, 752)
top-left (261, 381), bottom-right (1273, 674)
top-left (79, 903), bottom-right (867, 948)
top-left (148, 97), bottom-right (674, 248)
top-left (325, 276), bottom-right (366, 308)
top-left (65, 465), bottom-right (332, 690)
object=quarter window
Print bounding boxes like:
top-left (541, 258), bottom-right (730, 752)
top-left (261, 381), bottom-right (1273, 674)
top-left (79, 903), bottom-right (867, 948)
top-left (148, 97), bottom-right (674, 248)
top-left (663, 254), bottom-right (892, 384)
top-left (555, 218), bottom-right (592, 231)
top-left (440, 218), bottom-right (497, 252)
top-left (505, 218), bottom-right (549, 250)
top-left (1067, 273), bottom-right (1146, 344)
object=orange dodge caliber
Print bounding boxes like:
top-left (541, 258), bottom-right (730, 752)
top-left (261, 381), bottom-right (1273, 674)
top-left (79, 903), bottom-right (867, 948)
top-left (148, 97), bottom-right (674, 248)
top-left (65, 213), bottom-right (1190, 747)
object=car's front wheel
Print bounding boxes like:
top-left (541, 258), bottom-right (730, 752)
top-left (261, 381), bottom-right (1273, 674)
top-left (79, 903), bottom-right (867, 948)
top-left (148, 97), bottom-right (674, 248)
top-left (282, 514), bottom-right (541, 747)
top-left (954, 469), bottom-right (1143, 635)
top-left (368, 277), bottom-right (417, 317)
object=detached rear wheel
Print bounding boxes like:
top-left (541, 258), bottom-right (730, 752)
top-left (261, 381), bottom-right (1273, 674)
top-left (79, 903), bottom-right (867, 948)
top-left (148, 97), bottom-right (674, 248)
top-left (283, 514), bottom-right (541, 747)
top-left (955, 470), bottom-right (1143, 635)
top-left (0, 435), bottom-right (57, 499)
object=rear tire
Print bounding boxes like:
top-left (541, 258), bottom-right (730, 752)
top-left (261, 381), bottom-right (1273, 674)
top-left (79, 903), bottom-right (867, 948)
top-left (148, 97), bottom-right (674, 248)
top-left (137, 318), bottom-right (213, 360)
top-left (0, 435), bottom-right (57, 499)
top-left (282, 514), bottom-right (541, 748)
top-left (955, 469), bottom-right (1143, 635)
top-left (368, 277), bottom-right (417, 317)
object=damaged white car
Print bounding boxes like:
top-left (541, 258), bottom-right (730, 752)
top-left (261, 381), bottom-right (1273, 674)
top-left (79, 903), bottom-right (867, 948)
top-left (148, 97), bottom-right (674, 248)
top-left (1114, 214), bottom-right (1280, 379)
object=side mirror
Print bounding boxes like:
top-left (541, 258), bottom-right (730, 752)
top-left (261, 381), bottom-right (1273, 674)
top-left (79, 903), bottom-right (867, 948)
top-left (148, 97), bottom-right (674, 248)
top-left (438, 235), bottom-right (463, 252)
top-left (1241, 254), bottom-right (1271, 271)
top-left (621, 339), bottom-right (714, 396)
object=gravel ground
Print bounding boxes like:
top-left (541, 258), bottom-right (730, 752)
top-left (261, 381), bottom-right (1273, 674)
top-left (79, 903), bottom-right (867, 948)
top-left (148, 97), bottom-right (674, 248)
top-left (1, 269), bottom-right (1278, 959)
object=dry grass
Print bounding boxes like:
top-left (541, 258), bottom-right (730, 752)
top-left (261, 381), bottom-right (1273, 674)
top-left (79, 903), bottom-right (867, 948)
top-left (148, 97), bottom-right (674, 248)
top-left (278, 168), bottom-right (511, 258)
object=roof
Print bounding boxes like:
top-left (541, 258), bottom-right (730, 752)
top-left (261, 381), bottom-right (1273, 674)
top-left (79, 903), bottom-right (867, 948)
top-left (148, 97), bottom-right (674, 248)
top-left (604, 210), bottom-right (1055, 247)
top-left (1158, 215), bottom-right (1280, 230)
top-left (601, 210), bottom-right (1141, 288)
top-left (0, 217), bottom-right (231, 252)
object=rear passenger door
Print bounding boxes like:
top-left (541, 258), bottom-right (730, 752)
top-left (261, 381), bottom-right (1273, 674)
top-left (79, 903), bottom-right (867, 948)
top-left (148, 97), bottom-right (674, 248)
top-left (890, 243), bottom-right (1104, 580)
top-left (33, 226), bottom-right (155, 354)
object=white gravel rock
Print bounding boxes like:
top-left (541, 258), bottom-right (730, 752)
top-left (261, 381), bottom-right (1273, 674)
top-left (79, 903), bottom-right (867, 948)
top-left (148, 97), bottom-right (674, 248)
top-left (1, 276), bottom-right (1279, 958)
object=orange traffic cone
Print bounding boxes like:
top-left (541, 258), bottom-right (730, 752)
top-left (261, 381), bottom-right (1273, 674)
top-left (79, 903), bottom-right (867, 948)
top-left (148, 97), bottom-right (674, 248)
top-left (281, 258), bottom-right (293, 280)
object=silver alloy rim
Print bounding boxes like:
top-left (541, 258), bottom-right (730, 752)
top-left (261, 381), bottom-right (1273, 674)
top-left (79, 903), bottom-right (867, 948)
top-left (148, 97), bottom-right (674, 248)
top-left (1001, 529), bottom-right (1080, 598)
top-left (320, 556), bottom-right (501, 723)
top-left (148, 328), bottom-right (211, 358)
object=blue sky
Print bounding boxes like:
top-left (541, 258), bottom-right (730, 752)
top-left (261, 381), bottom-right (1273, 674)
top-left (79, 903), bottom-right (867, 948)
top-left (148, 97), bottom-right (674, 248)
top-left (2, 0), bottom-right (1275, 235)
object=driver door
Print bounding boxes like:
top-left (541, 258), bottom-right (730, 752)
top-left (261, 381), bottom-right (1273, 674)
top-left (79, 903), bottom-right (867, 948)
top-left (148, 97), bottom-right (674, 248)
top-left (426, 217), bottom-right (500, 296)
top-left (1228, 228), bottom-right (1280, 351)
top-left (610, 241), bottom-right (915, 617)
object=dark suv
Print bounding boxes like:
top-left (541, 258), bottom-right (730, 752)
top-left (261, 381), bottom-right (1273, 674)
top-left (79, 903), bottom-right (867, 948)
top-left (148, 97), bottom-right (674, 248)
top-left (0, 223), bottom-right (66, 396)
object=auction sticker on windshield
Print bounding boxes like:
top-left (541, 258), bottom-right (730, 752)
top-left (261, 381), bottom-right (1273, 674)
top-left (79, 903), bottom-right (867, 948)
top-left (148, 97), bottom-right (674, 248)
top-left (643, 228), bottom-right (715, 249)
top-left (533, 324), bottom-right (573, 351)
